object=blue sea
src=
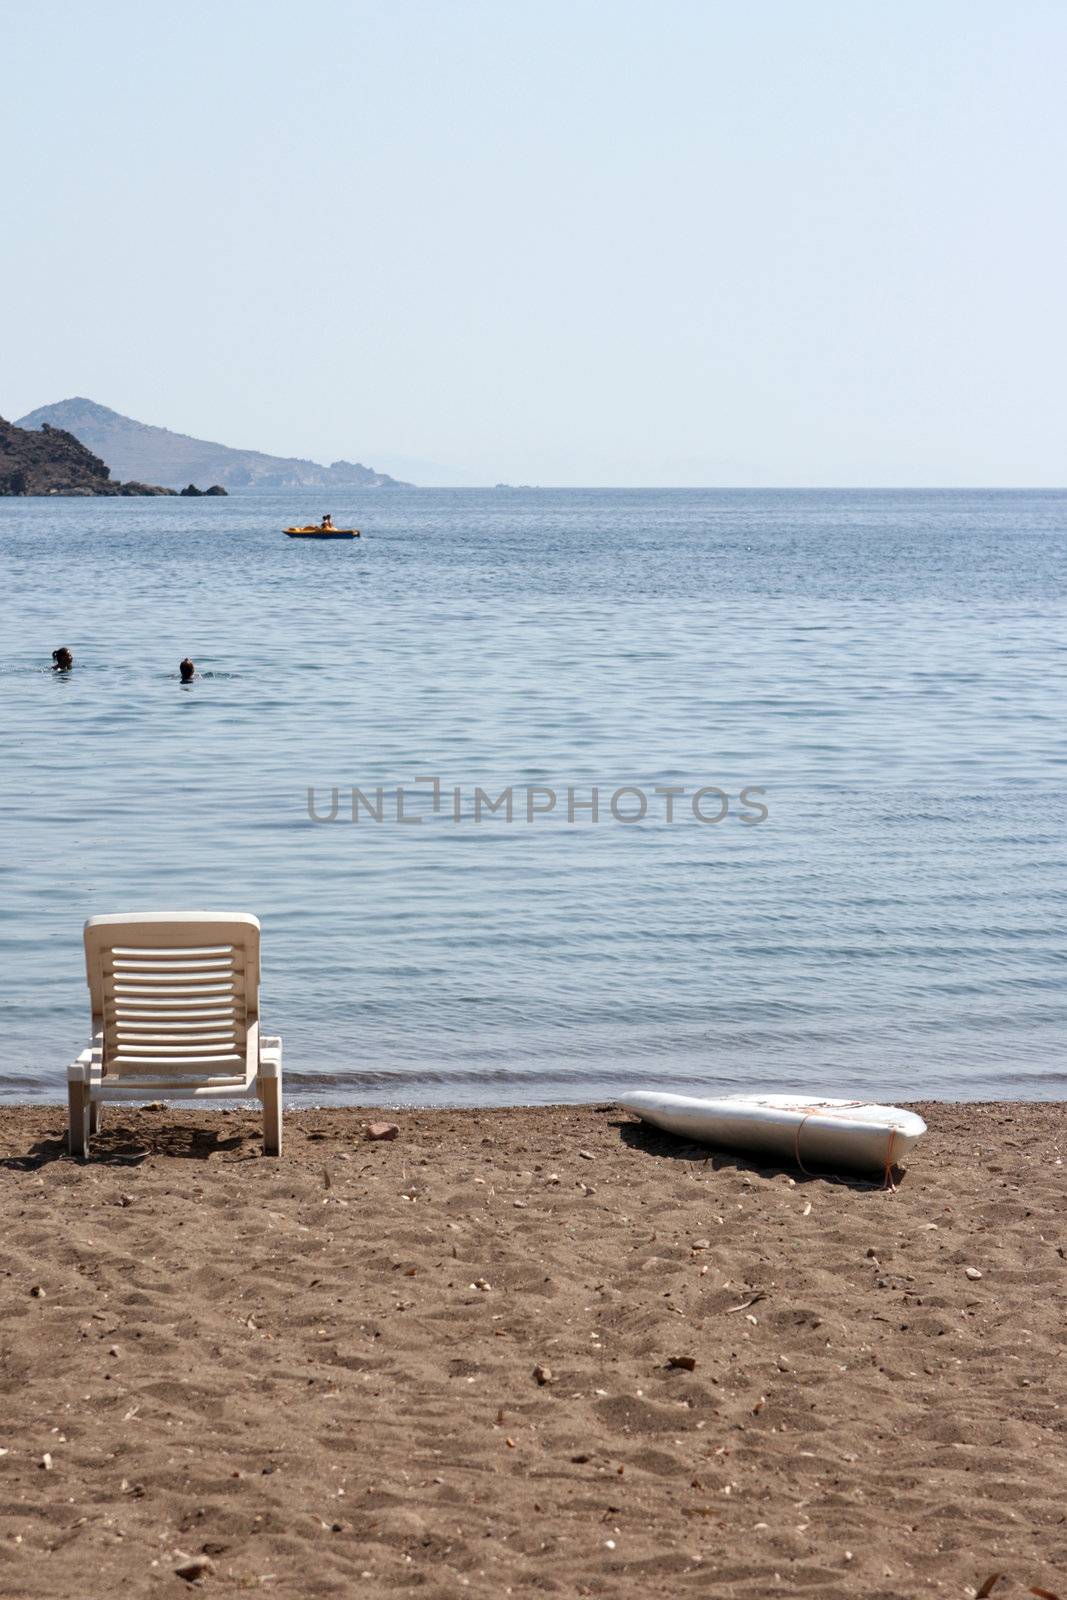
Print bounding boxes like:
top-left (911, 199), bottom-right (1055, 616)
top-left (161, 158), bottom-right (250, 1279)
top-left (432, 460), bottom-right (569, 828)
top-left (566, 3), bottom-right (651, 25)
top-left (1, 489), bottom-right (1065, 1103)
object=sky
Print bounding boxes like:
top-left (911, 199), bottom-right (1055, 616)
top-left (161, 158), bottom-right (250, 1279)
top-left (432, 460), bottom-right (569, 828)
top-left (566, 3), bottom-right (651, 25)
top-left (4, 0), bottom-right (1066, 486)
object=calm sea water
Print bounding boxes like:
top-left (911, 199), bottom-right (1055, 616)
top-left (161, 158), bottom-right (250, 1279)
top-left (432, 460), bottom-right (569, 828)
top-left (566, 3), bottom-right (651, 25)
top-left (2, 489), bottom-right (1065, 1104)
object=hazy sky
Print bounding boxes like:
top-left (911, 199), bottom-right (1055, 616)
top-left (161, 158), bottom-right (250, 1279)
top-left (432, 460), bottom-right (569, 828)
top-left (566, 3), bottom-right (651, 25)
top-left (4, 1), bottom-right (1066, 485)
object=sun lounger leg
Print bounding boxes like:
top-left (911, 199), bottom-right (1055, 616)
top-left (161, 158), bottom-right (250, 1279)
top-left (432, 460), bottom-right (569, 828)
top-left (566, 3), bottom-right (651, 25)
top-left (89, 1102), bottom-right (103, 1135)
top-left (68, 1079), bottom-right (90, 1159)
top-left (260, 1053), bottom-right (282, 1156)
top-left (263, 1078), bottom-right (282, 1156)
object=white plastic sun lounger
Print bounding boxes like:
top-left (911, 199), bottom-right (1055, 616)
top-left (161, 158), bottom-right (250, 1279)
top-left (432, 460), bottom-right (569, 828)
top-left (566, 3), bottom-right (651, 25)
top-left (67, 912), bottom-right (282, 1158)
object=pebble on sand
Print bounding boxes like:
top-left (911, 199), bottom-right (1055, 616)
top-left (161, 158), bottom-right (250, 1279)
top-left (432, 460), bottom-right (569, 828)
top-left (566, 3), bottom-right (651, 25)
top-left (965, 1266), bottom-right (983, 1280)
top-left (667, 1355), bottom-right (697, 1372)
top-left (174, 1554), bottom-right (217, 1582)
top-left (365, 1123), bottom-right (400, 1141)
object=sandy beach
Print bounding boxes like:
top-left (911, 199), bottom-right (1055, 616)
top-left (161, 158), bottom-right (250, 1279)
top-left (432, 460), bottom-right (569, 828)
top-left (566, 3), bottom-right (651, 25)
top-left (0, 1102), bottom-right (1063, 1599)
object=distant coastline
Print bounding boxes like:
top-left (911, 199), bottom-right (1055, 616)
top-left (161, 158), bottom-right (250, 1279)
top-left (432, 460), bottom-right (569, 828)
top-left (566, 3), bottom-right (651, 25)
top-left (16, 397), bottom-right (415, 492)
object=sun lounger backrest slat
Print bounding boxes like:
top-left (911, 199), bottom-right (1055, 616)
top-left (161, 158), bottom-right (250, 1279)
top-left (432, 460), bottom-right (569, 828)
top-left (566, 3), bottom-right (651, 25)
top-left (84, 913), bottom-right (260, 1078)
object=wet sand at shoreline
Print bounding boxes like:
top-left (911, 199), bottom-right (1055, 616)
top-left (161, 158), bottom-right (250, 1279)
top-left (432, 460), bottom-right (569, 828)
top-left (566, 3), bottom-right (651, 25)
top-left (0, 1102), bottom-right (1063, 1598)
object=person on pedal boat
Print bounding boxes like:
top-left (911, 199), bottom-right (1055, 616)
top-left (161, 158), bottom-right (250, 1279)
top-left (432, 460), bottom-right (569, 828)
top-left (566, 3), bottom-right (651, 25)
top-left (320, 513), bottom-right (335, 530)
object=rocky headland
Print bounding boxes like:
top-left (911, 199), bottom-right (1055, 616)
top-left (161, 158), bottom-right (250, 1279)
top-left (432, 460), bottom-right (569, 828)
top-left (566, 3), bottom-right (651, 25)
top-left (0, 416), bottom-right (174, 496)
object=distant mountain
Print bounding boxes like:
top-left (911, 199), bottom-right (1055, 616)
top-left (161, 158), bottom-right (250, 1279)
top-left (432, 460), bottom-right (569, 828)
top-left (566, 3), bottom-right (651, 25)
top-left (15, 398), bottom-right (414, 491)
top-left (0, 415), bottom-right (173, 496)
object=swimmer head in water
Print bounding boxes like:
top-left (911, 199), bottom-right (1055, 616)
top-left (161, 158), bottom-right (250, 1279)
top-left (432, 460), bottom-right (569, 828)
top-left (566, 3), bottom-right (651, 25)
top-left (52, 647), bottom-right (73, 671)
top-left (179, 658), bottom-right (196, 682)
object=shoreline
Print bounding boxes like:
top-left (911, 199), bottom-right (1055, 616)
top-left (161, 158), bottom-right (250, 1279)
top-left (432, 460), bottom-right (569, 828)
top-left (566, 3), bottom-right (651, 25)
top-left (3, 1091), bottom-right (1066, 1109)
top-left (1, 1100), bottom-right (1062, 1597)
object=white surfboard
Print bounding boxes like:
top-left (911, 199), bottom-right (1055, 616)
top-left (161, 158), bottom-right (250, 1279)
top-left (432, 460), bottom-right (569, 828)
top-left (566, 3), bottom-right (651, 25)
top-left (620, 1091), bottom-right (926, 1172)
